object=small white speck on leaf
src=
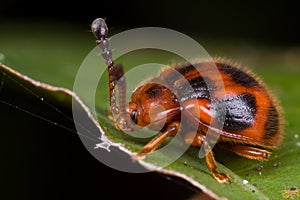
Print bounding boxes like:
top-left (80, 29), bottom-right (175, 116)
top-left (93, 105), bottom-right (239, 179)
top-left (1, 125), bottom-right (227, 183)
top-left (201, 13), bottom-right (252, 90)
top-left (0, 53), bottom-right (4, 61)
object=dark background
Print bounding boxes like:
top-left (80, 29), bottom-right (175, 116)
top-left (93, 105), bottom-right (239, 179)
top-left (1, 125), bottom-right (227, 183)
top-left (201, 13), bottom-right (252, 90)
top-left (1, 0), bottom-right (300, 45)
top-left (2, 1), bottom-right (299, 199)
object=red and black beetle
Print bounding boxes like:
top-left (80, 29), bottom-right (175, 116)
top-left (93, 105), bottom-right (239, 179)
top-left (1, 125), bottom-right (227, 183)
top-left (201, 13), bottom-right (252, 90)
top-left (91, 18), bottom-right (283, 183)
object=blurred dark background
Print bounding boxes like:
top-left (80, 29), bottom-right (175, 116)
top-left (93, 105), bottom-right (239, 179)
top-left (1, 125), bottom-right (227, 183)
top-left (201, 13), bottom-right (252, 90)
top-left (1, 0), bottom-right (300, 45)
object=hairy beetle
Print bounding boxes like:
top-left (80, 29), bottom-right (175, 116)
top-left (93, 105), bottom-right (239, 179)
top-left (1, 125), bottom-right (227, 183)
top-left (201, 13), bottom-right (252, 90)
top-left (91, 18), bottom-right (283, 183)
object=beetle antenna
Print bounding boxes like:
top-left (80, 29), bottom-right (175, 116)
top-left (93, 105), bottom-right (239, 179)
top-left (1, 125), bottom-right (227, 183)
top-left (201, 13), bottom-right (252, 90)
top-left (91, 18), bottom-right (124, 118)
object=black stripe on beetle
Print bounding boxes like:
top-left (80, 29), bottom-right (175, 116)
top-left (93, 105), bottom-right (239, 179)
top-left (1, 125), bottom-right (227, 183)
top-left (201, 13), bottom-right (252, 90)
top-left (217, 63), bottom-right (260, 87)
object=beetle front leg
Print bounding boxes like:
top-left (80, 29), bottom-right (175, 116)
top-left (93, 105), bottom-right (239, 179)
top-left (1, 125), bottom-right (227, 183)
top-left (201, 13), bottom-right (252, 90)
top-left (135, 122), bottom-right (180, 158)
top-left (185, 132), bottom-right (231, 183)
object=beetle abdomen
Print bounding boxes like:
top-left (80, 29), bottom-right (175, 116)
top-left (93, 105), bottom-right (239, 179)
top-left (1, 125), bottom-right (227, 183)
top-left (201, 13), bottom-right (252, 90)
top-left (156, 59), bottom-right (283, 147)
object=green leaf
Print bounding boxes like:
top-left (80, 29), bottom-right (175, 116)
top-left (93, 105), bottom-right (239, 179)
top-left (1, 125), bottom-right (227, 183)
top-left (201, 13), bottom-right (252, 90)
top-left (1, 20), bottom-right (300, 200)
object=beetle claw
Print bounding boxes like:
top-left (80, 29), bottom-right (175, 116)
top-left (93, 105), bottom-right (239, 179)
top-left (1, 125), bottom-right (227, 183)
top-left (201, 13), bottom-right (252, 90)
top-left (213, 172), bottom-right (231, 184)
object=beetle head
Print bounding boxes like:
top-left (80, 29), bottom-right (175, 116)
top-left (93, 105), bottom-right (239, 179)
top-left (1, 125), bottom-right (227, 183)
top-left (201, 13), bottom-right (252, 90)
top-left (118, 83), bottom-right (180, 132)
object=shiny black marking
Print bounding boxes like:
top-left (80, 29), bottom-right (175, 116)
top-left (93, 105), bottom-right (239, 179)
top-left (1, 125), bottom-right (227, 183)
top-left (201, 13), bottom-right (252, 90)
top-left (263, 104), bottom-right (279, 138)
top-left (217, 63), bottom-right (260, 87)
top-left (145, 86), bottom-right (162, 98)
top-left (177, 76), bottom-right (214, 102)
top-left (159, 63), bottom-right (216, 102)
top-left (212, 93), bottom-right (257, 131)
top-left (161, 62), bottom-right (209, 88)
top-left (162, 63), bottom-right (196, 87)
top-left (175, 63), bottom-right (198, 75)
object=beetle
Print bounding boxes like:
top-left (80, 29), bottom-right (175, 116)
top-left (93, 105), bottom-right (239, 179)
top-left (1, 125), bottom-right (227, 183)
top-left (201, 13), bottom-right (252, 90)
top-left (91, 18), bottom-right (284, 183)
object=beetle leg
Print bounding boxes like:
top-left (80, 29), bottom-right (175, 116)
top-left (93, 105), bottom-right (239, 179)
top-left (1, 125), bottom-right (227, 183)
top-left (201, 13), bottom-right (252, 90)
top-left (184, 132), bottom-right (231, 183)
top-left (220, 144), bottom-right (271, 161)
top-left (205, 147), bottom-right (231, 183)
top-left (136, 122), bottom-right (180, 158)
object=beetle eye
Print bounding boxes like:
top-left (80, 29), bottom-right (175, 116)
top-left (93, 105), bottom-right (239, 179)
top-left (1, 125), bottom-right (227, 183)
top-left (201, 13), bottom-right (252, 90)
top-left (130, 110), bottom-right (138, 124)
